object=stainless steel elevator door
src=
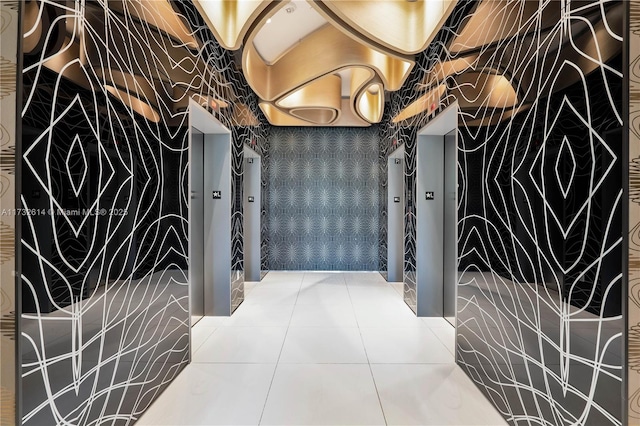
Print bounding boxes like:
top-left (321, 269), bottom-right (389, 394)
top-left (388, 155), bottom-right (404, 282)
top-left (191, 129), bottom-right (205, 325)
top-left (243, 154), bottom-right (261, 282)
top-left (443, 129), bottom-right (457, 326)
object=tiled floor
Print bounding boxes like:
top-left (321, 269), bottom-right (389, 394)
top-left (137, 272), bottom-right (506, 425)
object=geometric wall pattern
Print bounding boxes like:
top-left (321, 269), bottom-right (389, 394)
top-left (19, 1), bottom-right (267, 424)
top-left (267, 127), bottom-right (380, 271)
top-left (382, 0), bottom-right (624, 424)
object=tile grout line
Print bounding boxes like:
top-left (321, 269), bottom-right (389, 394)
top-left (257, 272), bottom-right (303, 425)
top-left (191, 326), bottom-right (220, 362)
top-left (345, 274), bottom-right (389, 426)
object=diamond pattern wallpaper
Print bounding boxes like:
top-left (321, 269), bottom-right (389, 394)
top-left (267, 127), bottom-right (380, 271)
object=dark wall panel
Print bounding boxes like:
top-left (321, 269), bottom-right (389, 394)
top-left (382, 1), bottom-right (625, 424)
top-left (19, 1), bottom-right (267, 424)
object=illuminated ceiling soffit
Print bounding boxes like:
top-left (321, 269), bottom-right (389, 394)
top-left (197, 0), bottom-right (458, 126)
top-left (391, 0), bottom-right (623, 126)
top-left (310, 0), bottom-right (459, 55)
top-left (192, 0), bottom-right (275, 51)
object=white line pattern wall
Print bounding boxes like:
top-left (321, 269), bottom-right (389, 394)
top-left (382, 0), bottom-right (625, 424)
top-left (19, 1), bottom-right (267, 424)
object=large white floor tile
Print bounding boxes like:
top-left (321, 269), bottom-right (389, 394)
top-left (343, 272), bottom-right (386, 285)
top-left (389, 282), bottom-right (404, 296)
top-left (353, 302), bottom-right (427, 327)
top-left (260, 364), bottom-right (385, 425)
top-left (191, 326), bottom-right (217, 354)
top-left (301, 272), bottom-right (346, 287)
top-left (279, 327), bottom-right (367, 363)
top-left (289, 304), bottom-right (358, 327)
top-left (360, 327), bottom-right (453, 363)
top-left (296, 284), bottom-right (352, 305)
top-left (194, 316), bottom-right (228, 327)
top-left (261, 272), bottom-right (304, 287)
top-left (348, 285), bottom-right (402, 304)
top-left (244, 281), bottom-right (259, 295)
top-left (244, 287), bottom-right (299, 305)
top-left (136, 363), bottom-right (276, 425)
top-left (429, 323), bottom-right (456, 355)
top-left (225, 303), bottom-right (294, 327)
top-left (193, 327), bottom-right (287, 363)
top-left (422, 316), bottom-right (455, 328)
top-left (371, 364), bottom-right (507, 425)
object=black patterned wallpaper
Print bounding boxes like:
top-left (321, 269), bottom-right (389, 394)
top-left (381, 0), bottom-right (625, 424)
top-left (19, 1), bottom-right (268, 424)
top-left (267, 127), bottom-right (380, 271)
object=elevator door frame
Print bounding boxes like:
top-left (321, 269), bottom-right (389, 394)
top-left (188, 100), bottom-right (232, 343)
top-left (243, 146), bottom-right (262, 282)
top-left (415, 103), bottom-right (458, 329)
top-left (388, 145), bottom-right (405, 282)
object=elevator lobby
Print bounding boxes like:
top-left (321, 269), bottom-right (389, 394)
top-left (0, 0), bottom-right (635, 425)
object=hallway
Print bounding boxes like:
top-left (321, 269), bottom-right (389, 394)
top-left (137, 272), bottom-right (505, 425)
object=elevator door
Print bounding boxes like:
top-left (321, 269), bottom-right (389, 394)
top-left (191, 130), bottom-right (205, 325)
top-left (388, 154), bottom-right (404, 282)
top-left (243, 153), bottom-right (261, 282)
top-left (443, 130), bottom-right (457, 325)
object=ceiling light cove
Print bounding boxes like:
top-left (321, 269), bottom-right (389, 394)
top-left (196, 0), bottom-right (459, 126)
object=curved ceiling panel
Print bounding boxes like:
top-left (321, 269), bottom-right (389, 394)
top-left (243, 22), bottom-right (412, 126)
top-left (356, 82), bottom-right (384, 123)
top-left (311, 0), bottom-right (458, 55)
top-left (276, 74), bottom-right (342, 111)
top-left (196, 0), bottom-right (438, 126)
top-left (290, 107), bottom-right (338, 125)
top-left (192, 0), bottom-right (274, 51)
top-left (243, 24), bottom-right (412, 102)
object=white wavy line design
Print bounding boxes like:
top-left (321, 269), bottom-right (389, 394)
top-left (382, 0), bottom-right (624, 424)
top-left (20, 1), bottom-right (267, 424)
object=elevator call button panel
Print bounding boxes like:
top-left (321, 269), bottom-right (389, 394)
top-left (394, 197), bottom-right (400, 203)
top-left (248, 196), bottom-right (255, 203)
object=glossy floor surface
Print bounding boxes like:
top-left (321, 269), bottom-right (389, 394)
top-left (137, 272), bottom-right (506, 425)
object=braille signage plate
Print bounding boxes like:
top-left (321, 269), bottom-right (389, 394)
top-left (247, 158), bottom-right (254, 164)
top-left (425, 191), bottom-right (434, 200)
top-left (213, 191), bottom-right (222, 199)
top-left (394, 158), bottom-right (401, 165)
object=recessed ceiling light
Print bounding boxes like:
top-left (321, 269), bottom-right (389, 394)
top-left (285, 3), bottom-right (297, 13)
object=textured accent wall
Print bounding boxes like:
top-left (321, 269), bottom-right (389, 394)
top-left (0, 2), bottom-right (18, 424)
top-left (18, 1), bottom-right (267, 424)
top-left (383, 0), bottom-right (624, 424)
top-left (267, 127), bottom-right (380, 271)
